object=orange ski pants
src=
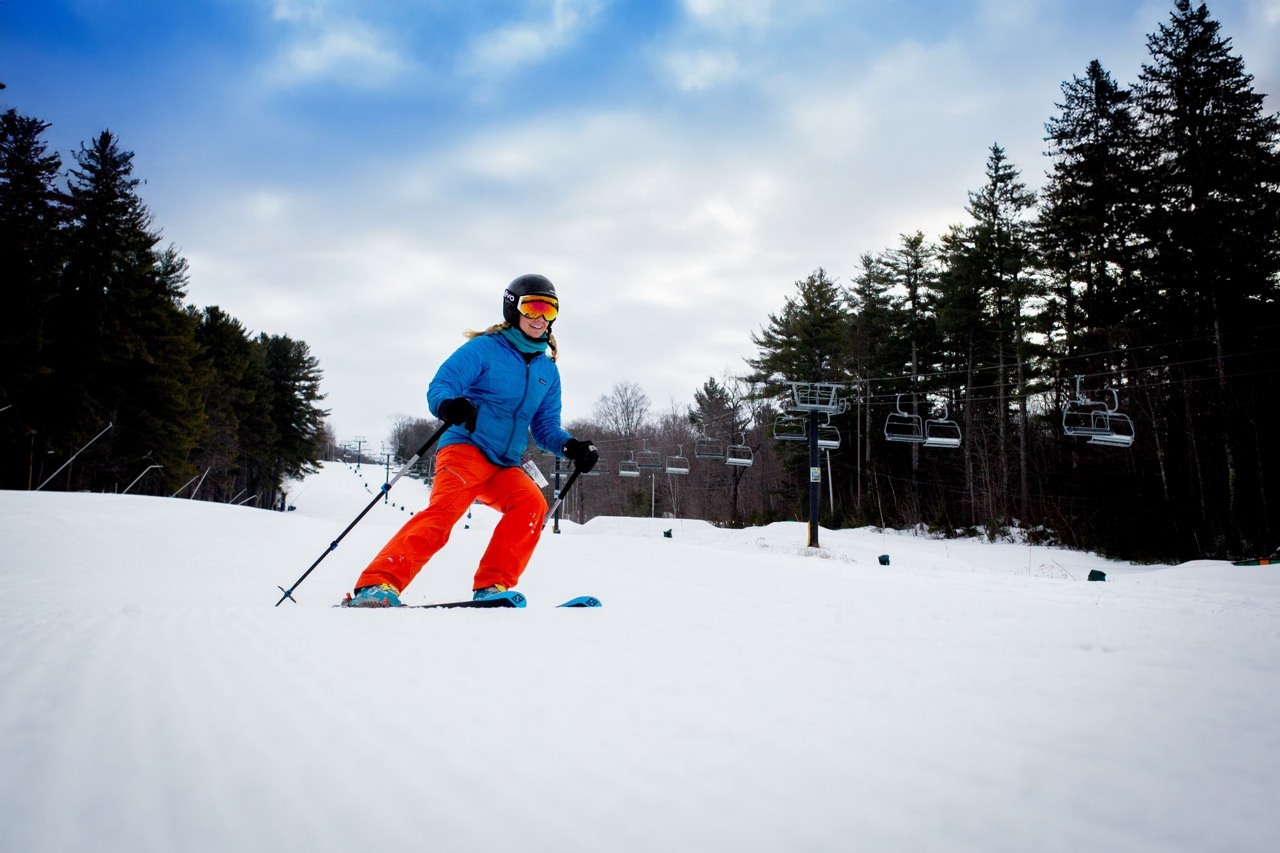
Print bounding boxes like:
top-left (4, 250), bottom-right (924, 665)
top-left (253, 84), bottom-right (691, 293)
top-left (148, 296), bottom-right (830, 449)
top-left (353, 443), bottom-right (548, 593)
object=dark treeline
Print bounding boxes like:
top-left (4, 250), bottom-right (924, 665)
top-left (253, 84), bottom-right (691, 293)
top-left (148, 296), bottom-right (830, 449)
top-left (0, 112), bottom-right (330, 505)
top-left (808, 0), bottom-right (1280, 562)
top-left (385, 2), bottom-right (1277, 563)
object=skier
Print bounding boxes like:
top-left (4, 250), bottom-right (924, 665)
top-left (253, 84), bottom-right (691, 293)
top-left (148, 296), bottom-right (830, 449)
top-left (345, 274), bottom-right (598, 607)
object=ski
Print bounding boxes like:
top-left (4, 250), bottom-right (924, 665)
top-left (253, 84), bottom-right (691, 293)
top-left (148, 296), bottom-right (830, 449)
top-left (338, 591), bottom-right (601, 608)
top-left (410, 590), bottom-right (526, 609)
top-left (412, 593), bottom-right (602, 608)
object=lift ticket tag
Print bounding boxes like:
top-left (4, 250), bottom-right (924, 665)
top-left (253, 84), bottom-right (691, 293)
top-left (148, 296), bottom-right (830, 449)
top-left (522, 459), bottom-right (549, 488)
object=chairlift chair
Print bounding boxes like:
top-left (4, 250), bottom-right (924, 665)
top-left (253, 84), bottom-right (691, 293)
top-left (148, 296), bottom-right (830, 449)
top-left (618, 452), bottom-right (641, 478)
top-left (1063, 380), bottom-right (1134, 447)
top-left (694, 433), bottom-right (724, 460)
top-left (636, 441), bottom-right (663, 470)
top-left (923, 402), bottom-right (962, 449)
top-left (1062, 398), bottom-right (1113, 437)
top-left (816, 415), bottom-right (841, 450)
top-left (1088, 427), bottom-right (1134, 447)
top-left (665, 446), bottom-right (690, 474)
top-left (773, 413), bottom-right (808, 442)
top-left (725, 434), bottom-right (754, 467)
top-left (884, 395), bottom-right (925, 443)
top-left (1087, 407), bottom-right (1135, 447)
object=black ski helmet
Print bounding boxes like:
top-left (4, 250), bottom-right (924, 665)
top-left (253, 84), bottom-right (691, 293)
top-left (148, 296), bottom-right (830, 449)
top-left (503, 273), bottom-right (558, 327)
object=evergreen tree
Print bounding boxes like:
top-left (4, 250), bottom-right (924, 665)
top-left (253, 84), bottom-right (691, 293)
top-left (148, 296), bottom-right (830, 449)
top-left (690, 376), bottom-right (753, 524)
top-left (256, 333), bottom-right (328, 506)
top-left (746, 269), bottom-right (854, 522)
top-left (746, 268), bottom-right (853, 392)
top-left (881, 232), bottom-right (941, 384)
top-left (1133, 0), bottom-right (1280, 554)
top-left (848, 252), bottom-right (899, 382)
top-left (1037, 60), bottom-right (1152, 557)
top-left (874, 233), bottom-right (948, 522)
top-left (190, 306), bottom-right (258, 500)
top-left (53, 130), bottom-right (203, 493)
top-left (936, 145), bottom-right (1039, 525)
top-left (1039, 59), bottom-right (1145, 369)
top-left (844, 252), bottom-right (900, 515)
top-left (234, 337), bottom-right (279, 503)
top-left (0, 109), bottom-right (63, 488)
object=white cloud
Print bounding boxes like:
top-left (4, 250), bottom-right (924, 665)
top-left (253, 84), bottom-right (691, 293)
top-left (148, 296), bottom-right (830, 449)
top-left (270, 0), bottom-right (326, 25)
top-left (461, 0), bottom-right (605, 78)
top-left (278, 24), bottom-right (407, 86)
top-left (681, 0), bottom-right (775, 31)
top-left (661, 49), bottom-right (741, 91)
top-left (974, 0), bottom-right (1040, 34)
top-left (260, 1), bottom-right (409, 88)
top-left (658, 0), bottom-right (837, 92)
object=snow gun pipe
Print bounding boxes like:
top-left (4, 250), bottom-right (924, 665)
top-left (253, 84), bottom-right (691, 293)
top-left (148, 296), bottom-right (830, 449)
top-left (542, 466), bottom-right (584, 529)
top-left (274, 423), bottom-right (449, 606)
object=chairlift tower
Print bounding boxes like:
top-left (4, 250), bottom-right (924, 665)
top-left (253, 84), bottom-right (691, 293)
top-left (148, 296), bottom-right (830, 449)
top-left (785, 382), bottom-right (847, 548)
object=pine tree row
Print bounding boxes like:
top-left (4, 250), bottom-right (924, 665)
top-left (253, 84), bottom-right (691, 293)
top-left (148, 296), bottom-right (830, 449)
top-left (0, 113), bottom-right (329, 505)
top-left (745, 2), bottom-right (1280, 560)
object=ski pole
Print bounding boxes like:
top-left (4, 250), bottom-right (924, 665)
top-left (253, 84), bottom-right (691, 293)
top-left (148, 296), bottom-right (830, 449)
top-left (542, 466), bottom-right (584, 529)
top-left (275, 423), bottom-right (448, 606)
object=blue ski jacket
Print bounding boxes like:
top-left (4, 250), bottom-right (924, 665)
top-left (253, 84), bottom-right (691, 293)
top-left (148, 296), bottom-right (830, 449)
top-left (427, 332), bottom-right (573, 467)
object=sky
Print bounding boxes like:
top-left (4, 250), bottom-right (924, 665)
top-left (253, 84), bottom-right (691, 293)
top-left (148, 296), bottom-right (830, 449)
top-left (4, 0), bottom-right (1280, 447)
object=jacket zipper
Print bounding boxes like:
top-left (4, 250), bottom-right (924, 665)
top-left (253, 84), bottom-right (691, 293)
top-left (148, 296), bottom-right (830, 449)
top-left (503, 354), bottom-right (535, 463)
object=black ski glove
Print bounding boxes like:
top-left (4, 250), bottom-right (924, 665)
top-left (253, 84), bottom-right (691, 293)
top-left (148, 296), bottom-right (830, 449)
top-left (562, 438), bottom-right (598, 473)
top-left (439, 397), bottom-right (478, 432)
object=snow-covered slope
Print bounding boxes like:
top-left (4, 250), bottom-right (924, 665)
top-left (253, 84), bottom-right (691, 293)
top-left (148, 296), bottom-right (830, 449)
top-left (1, 462), bottom-right (1276, 852)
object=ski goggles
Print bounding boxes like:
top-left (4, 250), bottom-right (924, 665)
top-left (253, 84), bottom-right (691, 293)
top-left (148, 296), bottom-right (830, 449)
top-left (517, 295), bottom-right (559, 322)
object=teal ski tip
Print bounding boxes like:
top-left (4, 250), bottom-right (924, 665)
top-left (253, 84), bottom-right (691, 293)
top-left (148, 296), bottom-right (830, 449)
top-left (482, 590), bottom-right (527, 607)
top-left (558, 596), bottom-right (602, 608)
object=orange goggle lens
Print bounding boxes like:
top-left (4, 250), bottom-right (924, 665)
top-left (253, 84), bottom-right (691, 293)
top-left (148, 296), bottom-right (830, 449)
top-left (518, 297), bottom-right (558, 322)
